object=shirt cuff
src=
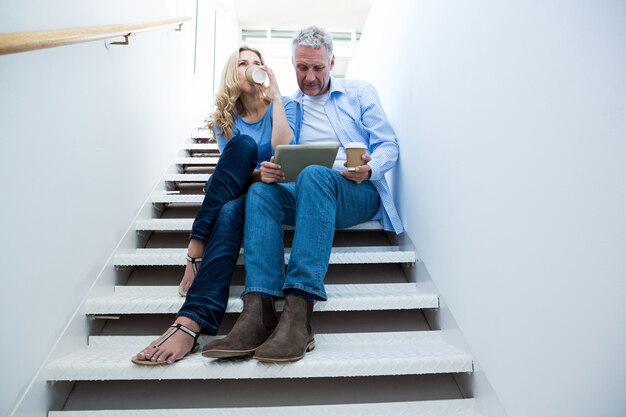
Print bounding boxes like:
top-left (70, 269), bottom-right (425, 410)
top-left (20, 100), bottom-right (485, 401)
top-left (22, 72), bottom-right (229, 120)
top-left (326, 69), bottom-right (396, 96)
top-left (368, 158), bottom-right (382, 181)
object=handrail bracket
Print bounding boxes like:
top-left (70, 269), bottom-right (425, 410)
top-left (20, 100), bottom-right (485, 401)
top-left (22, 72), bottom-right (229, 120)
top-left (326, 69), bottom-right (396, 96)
top-left (109, 33), bottom-right (131, 46)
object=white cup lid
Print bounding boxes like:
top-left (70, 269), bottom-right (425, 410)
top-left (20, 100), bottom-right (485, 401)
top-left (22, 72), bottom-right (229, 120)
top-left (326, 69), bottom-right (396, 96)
top-left (345, 142), bottom-right (366, 149)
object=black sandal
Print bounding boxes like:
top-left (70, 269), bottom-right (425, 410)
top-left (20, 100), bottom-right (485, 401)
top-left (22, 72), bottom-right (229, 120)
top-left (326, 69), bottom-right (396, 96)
top-left (131, 323), bottom-right (200, 366)
top-left (178, 254), bottom-right (203, 297)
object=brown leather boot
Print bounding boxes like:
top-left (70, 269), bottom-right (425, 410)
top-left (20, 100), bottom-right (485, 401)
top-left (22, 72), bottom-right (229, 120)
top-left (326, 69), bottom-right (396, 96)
top-left (201, 293), bottom-right (277, 358)
top-left (253, 295), bottom-right (315, 363)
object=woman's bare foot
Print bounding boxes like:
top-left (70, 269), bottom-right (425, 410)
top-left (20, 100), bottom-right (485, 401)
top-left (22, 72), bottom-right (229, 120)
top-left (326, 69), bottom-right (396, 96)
top-left (133, 317), bottom-right (201, 365)
top-left (178, 240), bottom-right (206, 297)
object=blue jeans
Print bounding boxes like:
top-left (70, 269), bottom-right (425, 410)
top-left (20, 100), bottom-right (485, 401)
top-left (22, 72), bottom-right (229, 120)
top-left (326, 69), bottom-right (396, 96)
top-left (242, 165), bottom-right (380, 301)
top-left (177, 135), bottom-right (257, 334)
top-left (189, 135), bottom-right (257, 242)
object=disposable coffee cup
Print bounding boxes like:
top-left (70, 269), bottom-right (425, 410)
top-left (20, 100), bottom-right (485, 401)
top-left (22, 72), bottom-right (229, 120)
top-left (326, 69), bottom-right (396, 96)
top-left (345, 142), bottom-right (367, 171)
top-left (245, 65), bottom-right (267, 84)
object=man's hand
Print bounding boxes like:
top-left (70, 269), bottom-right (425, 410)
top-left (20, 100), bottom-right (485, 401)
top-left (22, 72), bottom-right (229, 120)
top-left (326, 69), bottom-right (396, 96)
top-left (260, 156), bottom-right (285, 183)
top-left (341, 154), bottom-right (372, 184)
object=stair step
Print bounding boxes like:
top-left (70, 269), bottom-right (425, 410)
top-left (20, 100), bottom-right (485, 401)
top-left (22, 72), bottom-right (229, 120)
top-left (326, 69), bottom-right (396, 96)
top-left (136, 218), bottom-right (195, 230)
top-left (162, 173), bottom-right (212, 182)
top-left (152, 194), bottom-right (204, 204)
top-left (113, 246), bottom-right (417, 266)
top-left (174, 157), bottom-right (219, 165)
top-left (49, 398), bottom-right (484, 417)
top-left (135, 218), bottom-right (383, 231)
top-left (84, 283), bottom-right (438, 315)
top-left (191, 127), bottom-right (212, 139)
top-left (46, 331), bottom-right (473, 381)
top-left (182, 143), bottom-right (219, 151)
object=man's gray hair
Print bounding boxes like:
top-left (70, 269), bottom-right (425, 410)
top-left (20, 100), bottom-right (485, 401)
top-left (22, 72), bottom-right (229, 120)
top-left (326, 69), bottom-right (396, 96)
top-left (292, 26), bottom-right (334, 63)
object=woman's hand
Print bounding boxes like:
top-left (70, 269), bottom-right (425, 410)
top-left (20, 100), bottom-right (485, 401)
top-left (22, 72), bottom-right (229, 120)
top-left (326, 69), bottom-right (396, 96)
top-left (260, 157), bottom-right (285, 183)
top-left (258, 65), bottom-right (282, 102)
top-left (264, 66), bottom-right (293, 149)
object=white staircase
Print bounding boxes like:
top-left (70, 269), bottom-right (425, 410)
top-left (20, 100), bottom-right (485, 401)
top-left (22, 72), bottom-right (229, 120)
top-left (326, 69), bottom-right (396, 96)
top-left (46, 128), bottom-right (484, 416)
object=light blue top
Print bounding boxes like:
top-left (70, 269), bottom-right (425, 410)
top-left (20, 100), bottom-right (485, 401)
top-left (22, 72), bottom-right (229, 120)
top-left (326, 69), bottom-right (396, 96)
top-left (291, 77), bottom-right (404, 234)
top-left (215, 98), bottom-right (297, 169)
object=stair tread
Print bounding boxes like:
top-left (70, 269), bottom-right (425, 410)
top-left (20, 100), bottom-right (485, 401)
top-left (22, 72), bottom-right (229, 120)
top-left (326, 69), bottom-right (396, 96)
top-left (162, 173), bottom-right (212, 182)
top-left (191, 128), bottom-right (212, 139)
top-left (151, 194), bottom-right (206, 203)
top-left (174, 156), bottom-right (219, 165)
top-left (181, 143), bottom-right (219, 151)
top-left (84, 283), bottom-right (438, 314)
top-left (49, 398), bottom-right (484, 416)
top-left (46, 331), bottom-right (473, 381)
top-left (135, 218), bottom-right (383, 231)
top-left (113, 246), bottom-right (417, 266)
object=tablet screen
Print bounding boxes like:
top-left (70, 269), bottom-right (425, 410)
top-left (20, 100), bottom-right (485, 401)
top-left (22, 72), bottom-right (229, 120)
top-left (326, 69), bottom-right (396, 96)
top-left (274, 144), bottom-right (340, 182)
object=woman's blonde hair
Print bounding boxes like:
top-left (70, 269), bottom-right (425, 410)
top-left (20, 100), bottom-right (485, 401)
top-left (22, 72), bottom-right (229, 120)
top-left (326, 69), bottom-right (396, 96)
top-left (207, 46), bottom-right (266, 140)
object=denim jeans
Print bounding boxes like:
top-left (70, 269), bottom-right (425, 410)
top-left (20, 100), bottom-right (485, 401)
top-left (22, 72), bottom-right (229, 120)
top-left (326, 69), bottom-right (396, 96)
top-left (242, 165), bottom-right (381, 301)
top-left (189, 135), bottom-right (257, 243)
top-left (177, 135), bottom-right (257, 334)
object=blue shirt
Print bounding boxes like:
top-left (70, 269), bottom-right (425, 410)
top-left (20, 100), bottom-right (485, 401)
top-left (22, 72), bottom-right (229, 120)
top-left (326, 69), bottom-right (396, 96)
top-left (291, 77), bottom-right (404, 234)
top-left (215, 98), bottom-right (297, 168)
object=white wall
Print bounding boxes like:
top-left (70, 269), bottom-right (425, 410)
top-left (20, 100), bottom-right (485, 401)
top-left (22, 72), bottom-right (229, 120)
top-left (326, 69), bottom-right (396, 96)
top-left (0, 1), bottom-right (218, 415)
top-left (349, 1), bottom-right (626, 417)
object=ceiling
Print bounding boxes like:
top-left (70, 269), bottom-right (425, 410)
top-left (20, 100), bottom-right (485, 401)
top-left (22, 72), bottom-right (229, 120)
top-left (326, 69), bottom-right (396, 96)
top-left (233, 0), bottom-right (374, 32)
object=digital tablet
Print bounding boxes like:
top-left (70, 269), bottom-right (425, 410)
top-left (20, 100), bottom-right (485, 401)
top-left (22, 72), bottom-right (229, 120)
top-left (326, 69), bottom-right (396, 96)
top-left (274, 143), bottom-right (340, 182)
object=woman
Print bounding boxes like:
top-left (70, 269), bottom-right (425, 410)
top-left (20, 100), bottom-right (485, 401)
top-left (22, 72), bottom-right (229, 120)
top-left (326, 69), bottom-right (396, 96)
top-left (132, 46), bottom-right (296, 365)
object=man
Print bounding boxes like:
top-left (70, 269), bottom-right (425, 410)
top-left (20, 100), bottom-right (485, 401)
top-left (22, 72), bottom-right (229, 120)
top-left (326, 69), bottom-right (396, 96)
top-left (202, 26), bottom-right (403, 363)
